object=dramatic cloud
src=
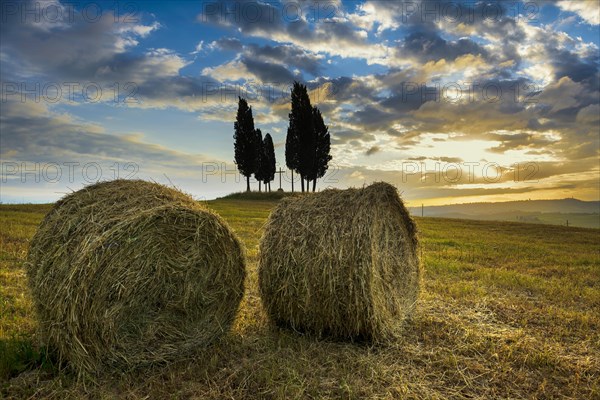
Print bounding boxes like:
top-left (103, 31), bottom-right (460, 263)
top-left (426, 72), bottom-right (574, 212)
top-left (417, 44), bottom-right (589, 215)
top-left (198, 0), bottom-right (388, 61)
top-left (1, 0), bottom-right (598, 202)
top-left (0, 1), bottom-right (162, 81)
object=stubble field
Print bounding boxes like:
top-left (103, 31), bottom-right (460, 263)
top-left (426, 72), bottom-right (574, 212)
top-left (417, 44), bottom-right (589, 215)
top-left (1, 198), bottom-right (598, 399)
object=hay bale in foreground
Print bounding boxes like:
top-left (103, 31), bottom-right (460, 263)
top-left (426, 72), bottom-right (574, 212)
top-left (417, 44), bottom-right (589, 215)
top-left (258, 182), bottom-right (420, 341)
top-left (26, 179), bottom-right (245, 375)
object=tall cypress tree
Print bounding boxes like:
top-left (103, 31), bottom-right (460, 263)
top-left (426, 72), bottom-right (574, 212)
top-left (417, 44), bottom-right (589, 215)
top-left (297, 84), bottom-right (316, 192)
top-left (256, 132), bottom-right (276, 192)
top-left (311, 106), bottom-right (332, 192)
top-left (286, 84), bottom-right (301, 192)
top-left (263, 133), bottom-right (276, 192)
top-left (254, 128), bottom-right (264, 192)
top-left (234, 97), bottom-right (259, 191)
top-left (285, 125), bottom-right (298, 192)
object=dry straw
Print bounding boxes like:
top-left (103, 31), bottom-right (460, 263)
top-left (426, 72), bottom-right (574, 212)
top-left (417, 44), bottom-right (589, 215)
top-left (26, 179), bottom-right (246, 375)
top-left (259, 182), bottom-right (420, 341)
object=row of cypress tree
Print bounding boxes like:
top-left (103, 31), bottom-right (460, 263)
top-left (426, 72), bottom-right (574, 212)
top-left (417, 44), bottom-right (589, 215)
top-left (234, 81), bottom-right (332, 192)
top-left (285, 81), bottom-right (332, 192)
top-left (233, 97), bottom-right (276, 192)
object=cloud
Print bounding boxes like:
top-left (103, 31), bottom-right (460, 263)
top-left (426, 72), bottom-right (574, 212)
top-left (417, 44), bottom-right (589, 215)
top-left (348, 1), bottom-right (400, 33)
top-left (557, 0), bottom-right (600, 25)
top-left (197, 0), bottom-right (388, 61)
top-left (202, 57), bottom-right (299, 84)
top-left (332, 128), bottom-right (376, 145)
top-left (0, 1), bottom-right (162, 81)
top-left (0, 0), bottom-right (249, 113)
top-left (203, 40), bottom-right (325, 91)
top-left (245, 43), bottom-right (323, 76)
top-left (438, 157), bottom-right (463, 163)
top-left (0, 99), bottom-right (216, 170)
top-left (2, 0), bottom-right (598, 203)
top-left (365, 146), bottom-right (380, 156)
top-left (397, 29), bottom-right (489, 63)
top-left (210, 37), bottom-right (244, 51)
top-left (241, 56), bottom-right (299, 82)
top-left (486, 131), bottom-right (560, 154)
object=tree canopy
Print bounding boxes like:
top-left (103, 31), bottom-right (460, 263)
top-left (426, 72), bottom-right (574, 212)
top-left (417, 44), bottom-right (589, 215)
top-left (234, 97), bottom-right (260, 191)
top-left (285, 81), bottom-right (332, 192)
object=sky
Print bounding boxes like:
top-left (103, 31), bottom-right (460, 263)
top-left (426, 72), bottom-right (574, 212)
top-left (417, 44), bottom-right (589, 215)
top-left (0, 0), bottom-right (599, 205)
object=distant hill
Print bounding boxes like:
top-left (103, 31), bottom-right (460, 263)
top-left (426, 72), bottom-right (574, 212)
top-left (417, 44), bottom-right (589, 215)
top-left (409, 199), bottom-right (600, 229)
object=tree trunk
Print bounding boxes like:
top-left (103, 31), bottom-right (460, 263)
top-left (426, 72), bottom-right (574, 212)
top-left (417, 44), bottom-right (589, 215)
top-left (268, 182), bottom-right (271, 192)
top-left (291, 170), bottom-right (294, 193)
top-left (301, 175), bottom-right (304, 192)
top-left (246, 175), bottom-right (250, 192)
top-left (259, 181), bottom-right (262, 193)
top-left (312, 179), bottom-right (316, 192)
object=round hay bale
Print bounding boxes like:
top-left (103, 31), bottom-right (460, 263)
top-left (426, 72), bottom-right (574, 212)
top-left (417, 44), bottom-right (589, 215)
top-left (26, 179), bottom-right (246, 374)
top-left (258, 182), bottom-right (420, 341)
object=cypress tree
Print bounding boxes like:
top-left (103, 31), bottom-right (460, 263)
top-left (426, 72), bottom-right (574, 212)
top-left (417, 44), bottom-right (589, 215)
top-left (263, 133), bottom-right (276, 192)
top-left (254, 128), bottom-right (264, 192)
top-left (234, 97), bottom-right (259, 191)
top-left (311, 106), bottom-right (332, 192)
top-left (285, 125), bottom-right (298, 192)
top-left (287, 82), bottom-right (315, 192)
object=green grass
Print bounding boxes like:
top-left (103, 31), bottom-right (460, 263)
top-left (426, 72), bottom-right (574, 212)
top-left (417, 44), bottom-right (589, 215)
top-left (1, 201), bottom-right (599, 399)
top-left (216, 191), bottom-right (300, 201)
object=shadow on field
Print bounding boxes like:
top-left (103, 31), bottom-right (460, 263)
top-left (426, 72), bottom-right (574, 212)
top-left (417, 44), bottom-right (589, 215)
top-left (0, 337), bottom-right (55, 382)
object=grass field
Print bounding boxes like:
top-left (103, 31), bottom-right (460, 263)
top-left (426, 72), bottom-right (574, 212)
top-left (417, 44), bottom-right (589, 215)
top-left (1, 199), bottom-right (599, 399)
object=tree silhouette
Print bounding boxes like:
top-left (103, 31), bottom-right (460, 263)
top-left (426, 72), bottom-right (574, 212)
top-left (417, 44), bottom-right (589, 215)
top-left (234, 97), bottom-right (259, 191)
top-left (254, 128), bottom-right (265, 192)
top-left (254, 133), bottom-right (275, 192)
top-left (256, 132), bottom-right (276, 192)
top-left (286, 82), bottom-right (315, 192)
top-left (285, 84), bottom-right (302, 192)
top-left (310, 106), bottom-right (332, 192)
top-left (263, 133), bottom-right (276, 192)
top-left (285, 125), bottom-right (298, 192)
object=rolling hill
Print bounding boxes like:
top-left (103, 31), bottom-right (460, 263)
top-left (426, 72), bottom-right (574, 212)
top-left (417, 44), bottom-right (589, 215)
top-left (409, 198), bottom-right (600, 229)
